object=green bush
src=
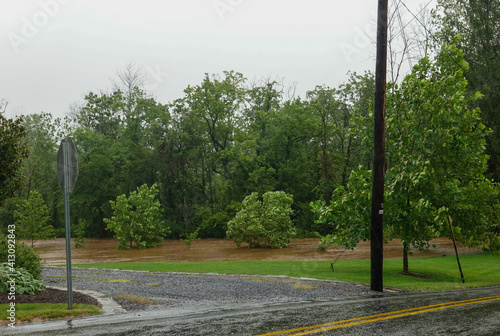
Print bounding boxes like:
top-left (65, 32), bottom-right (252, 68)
top-left (105, 184), bottom-right (169, 249)
top-left (0, 263), bottom-right (45, 294)
top-left (226, 191), bottom-right (295, 248)
top-left (483, 231), bottom-right (500, 254)
top-left (0, 235), bottom-right (42, 280)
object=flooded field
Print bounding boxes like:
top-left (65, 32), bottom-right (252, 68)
top-left (33, 238), bottom-right (481, 265)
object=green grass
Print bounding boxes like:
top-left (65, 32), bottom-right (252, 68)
top-left (70, 253), bottom-right (500, 291)
top-left (0, 303), bottom-right (101, 324)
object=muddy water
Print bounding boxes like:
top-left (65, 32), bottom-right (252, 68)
top-left (33, 238), bottom-right (480, 266)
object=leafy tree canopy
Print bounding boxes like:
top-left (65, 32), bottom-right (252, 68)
top-left (14, 190), bottom-right (55, 247)
top-left (105, 183), bottom-right (169, 249)
top-left (0, 103), bottom-right (28, 205)
top-left (312, 39), bottom-right (500, 272)
top-left (227, 191), bottom-right (295, 248)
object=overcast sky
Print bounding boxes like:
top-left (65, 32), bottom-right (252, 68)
top-left (1, 0), bottom-right (433, 119)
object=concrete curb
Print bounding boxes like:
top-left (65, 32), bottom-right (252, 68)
top-left (47, 286), bottom-right (126, 315)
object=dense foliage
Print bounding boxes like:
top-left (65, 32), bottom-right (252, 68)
top-left (312, 40), bottom-right (500, 272)
top-left (104, 184), bottom-right (169, 249)
top-left (0, 68), bottom-right (376, 241)
top-left (433, 0), bottom-right (500, 182)
top-left (0, 105), bottom-right (28, 206)
top-left (0, 263), bottom-right (45, 294)
top-left (227, 191), bottom-right (295, 248)
top-left (0, 236), bottom-right (43, 280)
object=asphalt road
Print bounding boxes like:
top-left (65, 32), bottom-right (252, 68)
top-left (6, 286), bottom-right (500, 335)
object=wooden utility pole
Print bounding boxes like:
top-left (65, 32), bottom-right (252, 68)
top-left (371, 0), bottom-right (388, 292)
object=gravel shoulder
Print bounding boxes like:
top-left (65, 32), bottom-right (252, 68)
top-left (42, 266), bottom-right (389, 312)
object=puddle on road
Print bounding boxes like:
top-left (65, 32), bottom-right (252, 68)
top-left (32, 238), bottom-right (480, 265)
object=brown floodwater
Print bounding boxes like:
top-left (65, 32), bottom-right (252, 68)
top-left (32, 238), bottom-right (480, 266)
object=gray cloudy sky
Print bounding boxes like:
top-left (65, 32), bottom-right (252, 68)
top-left (1, 0), bottom-right (431, 118)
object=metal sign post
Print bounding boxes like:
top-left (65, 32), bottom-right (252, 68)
top-left (57, 137), bottom-right (78, 310)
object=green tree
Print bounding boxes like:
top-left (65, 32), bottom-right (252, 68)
top-left (313, 40), bottom-right (500, 273)
top-left (227, 191), bottom-right (295, 248)
top-left (71, 128), bottom-right (116, 238)
top-left (162, 71), bottom-right (247, 238)
top-left (72, 218), bottom-right (88, 248)
top-left (105, 184), bottom-right (169, 249)
top-left (21, 113), bottom-right (60, 200)
top-left (0, 101), bottom-right (28, 206)
top-left (14, 190), bottom-right (55, 247)
top-left (76, 91), bottom-right (123, 138)
top-left (311, 169), bottom-right (373, 250)
top-left (70, 85), bottom-right (170, 238)
top-left (259, 99), bottom-right (318, 233)
top-left (386, 39), bottom-right (498, 271)
top-left (433, 0), bottom-right (500, 181)
top-left (306, 73), bottom-right (374, 200)
top-left (20, 113), bottom-right (63, 234)
top-left (307, 86), bottom-right (340, 198)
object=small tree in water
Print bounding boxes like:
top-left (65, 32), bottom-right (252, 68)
top-left (227, 191), bottom-right (295, 248)
top-left (105, 184), bottom-right (169, 249)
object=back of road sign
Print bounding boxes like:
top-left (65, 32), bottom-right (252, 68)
top-left (57, 137), bottom-right (78, 193)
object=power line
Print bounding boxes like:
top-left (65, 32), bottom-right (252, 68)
top-left (390, 0), bottom-right (434, 41)
top-left (399, 0), bottom-right (468, 72)
top-left (394, 0), bottom-right (413, 69)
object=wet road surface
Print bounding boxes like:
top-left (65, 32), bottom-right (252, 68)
top-left (7, 286), bottom-right (500, 335)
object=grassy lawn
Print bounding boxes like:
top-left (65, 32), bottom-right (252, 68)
top-left (71, 253), bottom-right (500, 291)
top-left (0, 303), bottom-right (101, 325)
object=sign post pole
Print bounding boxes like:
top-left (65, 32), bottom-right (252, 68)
top-left (63, 140), bottom-right (73, 310)
top-left (57, 137), bottom-right (78, 310)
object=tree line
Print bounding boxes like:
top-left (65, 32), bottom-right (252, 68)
top-left (0, 68), bottom-right (376, 241)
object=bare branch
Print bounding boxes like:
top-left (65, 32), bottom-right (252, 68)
top-left (0, 99), bottom-right (8, 114)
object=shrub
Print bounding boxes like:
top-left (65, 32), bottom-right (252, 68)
top-left (227, 191), bottom-right (295, 248)
top-left (0, 235), bottom-right (43, 280)
top-left (105, 184), bottom-right (169, 249)
top-left (0, 263), bottom-right (45, 294)
top-left (72, 218), bottom-right (88, 248)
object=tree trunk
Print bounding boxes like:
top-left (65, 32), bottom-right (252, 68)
top-left (403, 242), bottom-right (409, 274)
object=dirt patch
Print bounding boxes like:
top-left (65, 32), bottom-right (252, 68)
top-left (0, 288), bottom-right (100, 306)
top-left (398, 272), bottom-right (434, 279)
top-left (32, 238), bottom-right (481, 265)
top-left (113, 294), bottom-right (162, 311)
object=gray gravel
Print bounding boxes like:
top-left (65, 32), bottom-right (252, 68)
top-left (42, 266), bottom-right (387, 312)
